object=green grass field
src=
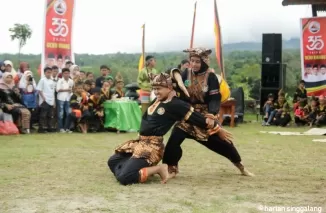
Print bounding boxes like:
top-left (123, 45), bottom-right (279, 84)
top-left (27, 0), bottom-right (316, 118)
top-left (1, 119), bottom-right (326, 213)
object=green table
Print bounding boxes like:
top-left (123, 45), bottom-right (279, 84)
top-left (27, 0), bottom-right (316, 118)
top-left (104, 100), bottom-right (141, 131)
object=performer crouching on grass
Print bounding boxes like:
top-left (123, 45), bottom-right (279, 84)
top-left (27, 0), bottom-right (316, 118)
top-left (107, 70), bottom-right (233, 185)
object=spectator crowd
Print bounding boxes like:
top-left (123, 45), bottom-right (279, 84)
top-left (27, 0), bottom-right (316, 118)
top-left (0, 60), bottom-right (126, 134)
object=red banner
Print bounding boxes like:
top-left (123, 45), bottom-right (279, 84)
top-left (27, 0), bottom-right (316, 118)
top-left (41, 0), bottom-right (75, 76)
top-left (301, 17), bottom-right (326, 96)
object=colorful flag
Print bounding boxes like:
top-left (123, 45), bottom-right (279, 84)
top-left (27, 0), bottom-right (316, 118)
top-left (41, 0), bottom-right (75, 77)
top-left (138, 24), bottom-right (145, 72)
top-left (190, 2), bottom-right (197, 48)
top-left (213, 0), bottom-right (225, 78)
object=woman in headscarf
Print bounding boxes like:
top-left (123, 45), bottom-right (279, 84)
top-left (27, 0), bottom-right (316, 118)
top-left (70, 64), bottom-right (81, 84)
top-left (3, 60), bottom-right (17, 77)
top-left (0, 72), bottom-right (31, 134)
top-left (18, 71), bottom-right (38, 127)
top-left (162, 47), bottom-right (254, 178)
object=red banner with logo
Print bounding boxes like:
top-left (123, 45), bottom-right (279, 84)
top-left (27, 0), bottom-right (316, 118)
top-left (41, 0), bottom-right (75, 76)
top-left (301, 17), bottom-right (326, 96)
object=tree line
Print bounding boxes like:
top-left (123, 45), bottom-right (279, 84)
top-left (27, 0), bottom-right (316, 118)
top-left (0, 49), bottom-right (301, 100)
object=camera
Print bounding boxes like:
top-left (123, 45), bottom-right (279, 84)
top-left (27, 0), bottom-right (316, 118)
top-left (28, 76), bottom-right (33, 82)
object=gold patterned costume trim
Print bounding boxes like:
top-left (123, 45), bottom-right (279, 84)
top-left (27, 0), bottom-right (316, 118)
top-left (115, 135), bottom-right (164, 166)
top-left (176, 104), bottom-right (212, 141)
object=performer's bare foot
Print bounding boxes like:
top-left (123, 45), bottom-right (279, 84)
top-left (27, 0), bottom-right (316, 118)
top-left (234, 162), bottom-right (255, 177)
top-left (158, 164), bottom-right (169, 184)
top-left (168, 172), bottom-right (176, 179)
top-left (241, 168), bottom-right (255, 177)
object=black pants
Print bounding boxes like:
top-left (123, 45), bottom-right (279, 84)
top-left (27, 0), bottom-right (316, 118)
top-left (69, 110), bottom-right (91, 130)
top-left (108, 153), bottom-right (149, 185)
top-left (39, 102), bottom-right (54, 130)
top-left (294, 116), bottom-right (307, 125)
top-left (162, 127), bottom-right (242, 167)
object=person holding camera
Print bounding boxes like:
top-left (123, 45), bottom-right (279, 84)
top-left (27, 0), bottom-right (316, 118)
top-left (19, 70), bottom-right (38, 129)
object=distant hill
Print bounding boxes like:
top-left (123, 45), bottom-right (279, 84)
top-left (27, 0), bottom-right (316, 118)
top-left (223, 38), bottom-right (300, 52)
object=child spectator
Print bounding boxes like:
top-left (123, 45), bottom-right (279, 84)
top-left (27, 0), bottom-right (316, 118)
top-left (262, 93), bottom-right (274, 126)
top-left (86, 72), bottom-right (94, 80)
top-left (111, 72), bottom-right (125, 99)
top-left (273, 90), bottom-right (291, 127)
top-left (56, 68), bottom-right (74, 133)
top-left (294, 102), bottom-right (307, 126)
top-left (88, 87), bottom-right (105, 132)
top-left (84, 80), bottom-right (93, 96)
top-left (101, 78), bottom-right (112, 100)
top-left (69, 82), bottom-right (90, 133)
top-left (293, 80), bottom-right (307, 112)
top-left (37, 67), bottom-right (55, 133)
top-left (306, 97), bottom-right (319, 127)
top-left (315, 95), bottom-right (326, 127)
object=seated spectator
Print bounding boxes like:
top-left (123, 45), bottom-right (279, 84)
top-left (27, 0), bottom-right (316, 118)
top-left (306, 97), bottom-right (319, 127)
top-left (294, 101), bottom-right (307, 126)
top-left (315, 95), bottom-right (326, 127)
top-left (262, 93), bottom-right (274, 126)
top-left (273, 90), bottom-right (291, 127)
top-left (18, 70), bottom-right (38, 128)
top-left (88, 87), bottom-right (105, 132)
top-left (69, 82), bottom-right (90, 133)
top-left (91, 81), bottom-right (96, 89)
top-left (0, 72), bottom-right (31, 134)
top-left (292, 80), bottom-right (307, 112)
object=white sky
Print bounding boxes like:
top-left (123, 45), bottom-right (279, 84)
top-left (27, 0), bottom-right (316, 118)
top-left (0, 0), bottom-right (317, 54)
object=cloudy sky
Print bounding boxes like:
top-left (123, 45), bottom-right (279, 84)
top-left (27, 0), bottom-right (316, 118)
top-left (0, 0), bottom-right (317, 54)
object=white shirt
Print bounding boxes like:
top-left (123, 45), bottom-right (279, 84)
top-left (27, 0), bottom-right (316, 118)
top-left (56, 78), bottom-right (74, 101)
top-left (37, 77), bottom-right (55, 106)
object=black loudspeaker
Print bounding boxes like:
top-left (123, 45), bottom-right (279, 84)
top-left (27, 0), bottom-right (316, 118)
top-left (261, 63), bottom-right (286, 88)
top-left (259, 88), bottom-right (280, 114)
top-left (262, 34), bottom-right (282, 64)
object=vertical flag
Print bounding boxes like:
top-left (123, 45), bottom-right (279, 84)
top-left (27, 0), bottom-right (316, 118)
top-left (41, 0), bottom-right (75, 77)
top-left (213, 0), bottom-right (225, 78)
top-left (138, 24), bottom-right (145, 72)
top-left (190, 2), bottom-right (197, 48)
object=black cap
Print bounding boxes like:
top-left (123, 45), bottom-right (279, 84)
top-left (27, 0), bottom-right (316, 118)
top-left (146, 55), bottom-right (154, 61)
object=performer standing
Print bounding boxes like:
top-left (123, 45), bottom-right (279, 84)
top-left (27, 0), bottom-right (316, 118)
top-left (137, 55), bottom-right (159, 114)
top-left (162, 47), bottom-right (254, 177)
top-left (108, 71), bottom-right (232, 185)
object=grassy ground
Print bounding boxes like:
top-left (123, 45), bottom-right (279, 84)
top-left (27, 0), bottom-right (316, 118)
top-left (1, 118), bottom-right (326, 213)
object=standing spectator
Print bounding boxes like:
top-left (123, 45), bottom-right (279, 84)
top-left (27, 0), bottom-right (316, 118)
top-left (292, 80), bottom-right (307, 111)
top-left (95, 65), bottom-right (110, 88)
top-left (14, 62), bottom-right (29, 85)
top-left (37, 67), bottom-right (56, 133)
top-left (86, 72), bottom-right (94, 80)
top-left (56, 68), bottom-right (74, 133)
top-left (65, 61), bottom-right (74, 69)
top-left (137, 55), bottom-right (158, 114)
top-left (79, 71), bottom-right (86, 82)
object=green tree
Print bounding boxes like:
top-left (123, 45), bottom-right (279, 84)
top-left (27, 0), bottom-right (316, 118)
top-left (9, 23), bottom-right (32, 61)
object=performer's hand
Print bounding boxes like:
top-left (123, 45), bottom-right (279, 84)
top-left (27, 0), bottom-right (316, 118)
top-left (217, 128), bottom-right (233, 144)
top-left (206, 118), bottom-right (215, 129)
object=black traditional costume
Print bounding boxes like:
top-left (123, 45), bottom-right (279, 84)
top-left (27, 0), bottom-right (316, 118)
top-left (111, 72), bottom-right (125, 99)
top-left (108, 72), bottom-right (221, 185)
top-left (162, 47), bottom-right (251, 176)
